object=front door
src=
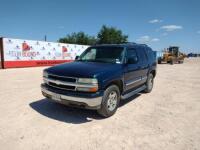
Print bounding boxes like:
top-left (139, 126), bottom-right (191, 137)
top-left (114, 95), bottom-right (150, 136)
top-left (124, 48), bottom-right (143, 92)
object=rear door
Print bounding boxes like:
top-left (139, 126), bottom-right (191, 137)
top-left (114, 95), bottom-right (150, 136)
top-left (124, 48), bottom-right (143, 91)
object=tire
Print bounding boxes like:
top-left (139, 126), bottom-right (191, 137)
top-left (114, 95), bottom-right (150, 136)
top-left (170, 60), bottom-right (174, 65)
top-left (179, 60), bottom-right (183, 64)
top-left (157, 57), bottom-right (162, 64)
top-left (144, 73), bottom-right (154, 93)
top-left (97, 85), bottom-right (120, 117)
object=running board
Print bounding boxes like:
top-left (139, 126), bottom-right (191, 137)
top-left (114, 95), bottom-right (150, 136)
top-left (121, 85), bottom-right (146, 100)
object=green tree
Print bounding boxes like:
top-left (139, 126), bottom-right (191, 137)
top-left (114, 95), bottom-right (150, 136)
top-left (58, 32), bottom-right (97, 45)
top-left (97, 25), bottom-right (128, 44)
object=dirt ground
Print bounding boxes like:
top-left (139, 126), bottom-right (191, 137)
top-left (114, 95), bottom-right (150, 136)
top-left (0, 58), bottom-right (200, 150)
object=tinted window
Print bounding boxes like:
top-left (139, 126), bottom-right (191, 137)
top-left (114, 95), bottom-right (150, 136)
top-left (127, 49), bottom-right (138, 64)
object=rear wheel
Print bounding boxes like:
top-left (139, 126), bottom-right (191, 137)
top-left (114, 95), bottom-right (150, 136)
top-left (97, 85), bottom-right (120, 117)
top-left (144, 73), bottom-right (154, 93)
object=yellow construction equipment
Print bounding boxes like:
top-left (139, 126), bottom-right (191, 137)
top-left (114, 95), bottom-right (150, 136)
top-left (158, 46), bottom-right (185, 65)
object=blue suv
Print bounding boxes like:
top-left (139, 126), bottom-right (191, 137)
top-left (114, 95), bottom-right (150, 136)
top-left (41, 43), bottom-right (157, 117)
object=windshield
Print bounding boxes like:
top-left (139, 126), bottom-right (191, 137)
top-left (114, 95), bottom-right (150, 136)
top-left (77, 46), bottom-right (125, 64)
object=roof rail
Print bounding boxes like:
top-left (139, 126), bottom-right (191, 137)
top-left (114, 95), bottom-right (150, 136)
top-left (123, 42), bottom-right (137, 45)
top-left (124, 42), bottom-right (148, 47)
top-left (139, 44), bottom-right (148, 47)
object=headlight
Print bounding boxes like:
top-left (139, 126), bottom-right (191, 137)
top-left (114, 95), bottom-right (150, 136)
top-left (77, 78), bottom-right (98, 92)
top-left (43, 71), bottom-right (48, 78)
top-left (77, 78), bottom-right (98, 84)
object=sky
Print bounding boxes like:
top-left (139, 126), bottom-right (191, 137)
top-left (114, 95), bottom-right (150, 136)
top-left (0, 0), bottom-right (200, 53)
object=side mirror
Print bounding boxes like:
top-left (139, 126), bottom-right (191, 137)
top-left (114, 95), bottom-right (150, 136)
top-left (75, 56), bottom-right (79, 60)
top-left (127, 56), bottom-right (138, 64)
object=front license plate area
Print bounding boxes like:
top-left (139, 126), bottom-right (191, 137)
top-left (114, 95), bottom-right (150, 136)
top-left (51, 93), bottom-right (61, 101)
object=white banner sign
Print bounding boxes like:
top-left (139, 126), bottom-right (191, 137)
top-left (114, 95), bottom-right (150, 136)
top-left (3, 38), bottom-right (89, 61)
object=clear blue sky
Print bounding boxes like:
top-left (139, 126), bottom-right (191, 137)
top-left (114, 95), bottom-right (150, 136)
top-left (0, 0), bottom-right (200, 53)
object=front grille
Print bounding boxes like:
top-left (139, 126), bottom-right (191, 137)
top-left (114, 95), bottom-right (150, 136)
top-left (46, 74), bottom-right (77, 91)
top-left (48, 82), bottom-right (76, 91)
top-left (48, 74), bottom-right (77, 83)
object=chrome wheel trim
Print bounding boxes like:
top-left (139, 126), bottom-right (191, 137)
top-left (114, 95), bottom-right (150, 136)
top-left (149, 76), bottom-right (153, 90)
top-left (107, 91), bottom-right (118, 111)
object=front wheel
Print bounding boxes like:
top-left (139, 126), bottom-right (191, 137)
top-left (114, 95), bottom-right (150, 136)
top-left (158, 59), bottom-right (162, 64)
top-left (157, 57), bottom-right (162, 64)
top-left (97, 85), bottom-right (120, 117)
top-left (178, 60), bottom-right (184, 64)
top-left (170, 59), bottom-right (174, 65)
top-left (144, 73), bottom-right (154, 93)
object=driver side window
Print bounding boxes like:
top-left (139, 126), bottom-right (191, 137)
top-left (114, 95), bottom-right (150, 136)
top-left (127, 49), bottom-right (138, 64)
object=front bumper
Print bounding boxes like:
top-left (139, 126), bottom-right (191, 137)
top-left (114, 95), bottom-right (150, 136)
top-left (41, 84), bottom-right (103, 109)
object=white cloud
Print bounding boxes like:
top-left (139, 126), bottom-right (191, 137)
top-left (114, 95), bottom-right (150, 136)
top-left (197, 30), bottom-right (200, 34)
top-left (136, 36), bottom-right (160, 43)
top-left (149, 19), bottom-right (163, 24)
top-left (161, 25), bottom-right (183, 31)
top-left (151, 38), bottom-right (160, 42)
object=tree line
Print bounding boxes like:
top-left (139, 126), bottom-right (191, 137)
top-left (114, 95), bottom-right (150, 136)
top-left (58, 25), bottom-right (128, 45)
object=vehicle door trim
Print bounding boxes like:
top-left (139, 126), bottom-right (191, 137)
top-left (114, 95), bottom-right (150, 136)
top-left (125, 75), bottom-right (147, 86)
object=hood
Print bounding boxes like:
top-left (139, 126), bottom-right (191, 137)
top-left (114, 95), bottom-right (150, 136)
top-left (46, 61), bottom-right (122, 78)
